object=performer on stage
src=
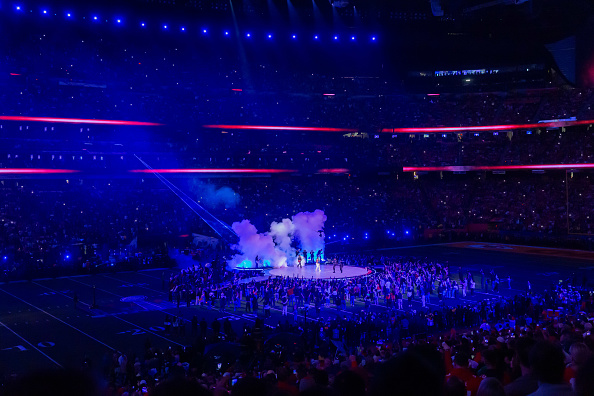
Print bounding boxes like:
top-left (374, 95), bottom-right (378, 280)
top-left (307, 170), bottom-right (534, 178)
top-left (310, 250), bottom-right (314, 263)
top-left (297, 254), bottom-right (303, 268)
top-left (315, 256), bottom-right (321, 272)
top-left (333, 258), bottom-right (338, 273)
top-left (254, 255), bottom-right (260, 269)
top-left (339, 260), bottom-right (344, 274)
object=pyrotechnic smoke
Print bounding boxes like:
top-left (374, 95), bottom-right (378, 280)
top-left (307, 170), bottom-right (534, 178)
top-left (190, 179), bottom-right (239, 209)
top-left (228, 210), bottom-right (326, 269)
top-left (292, 209), bottom-right (327, 252)
top-left (229, 220), bottom-right (287, 268)
top-left (269, 218), bottom-right (296, 265)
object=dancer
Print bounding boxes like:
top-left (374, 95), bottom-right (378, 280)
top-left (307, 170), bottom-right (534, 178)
top-left (315, 256), bottom-right (321, 272)
top-left (297, 254), bottom-right (303, 268)
top-left (340, 260), bottom-right (344, 273)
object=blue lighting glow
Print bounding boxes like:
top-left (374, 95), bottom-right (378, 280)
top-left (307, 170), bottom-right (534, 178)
top-left (16, 6), bottom-right (21, 10)
top-left (117, 19), bottom-right (121, 23)
top-left (43, 10), bottom-right (47, 14)
top-left (405, 230), bottom-right (410, 235)
top-left (65, 255), bottom-right (70, 259)
top-left (314, 35), bottom-right (319, 40)
top-left (93, 16), bottom-right (98, 20)
top-left (141, 22), bottom-right (145, 27)
top-left (238, 260), bottom-right (252, 269)
top-left (246, 33), bottom-right (251, 37)
top-left (292, 34), bottom-right (296, 39)
top-left (334, 36), bottom-right (338, 40)
top-left (224, 31), bottom-right (229, 35)
top-left (351, 36), bottom-right (355, 40)
top-left (67, 13), bottom-right (71, 17)
top-left (163, 25), bottom-right (168, 29)
top-left (2, 256), bottom-right (7, 260)
top-left (203, 29), bottom-right (207, 33)
top-left (372, 36), bottom-right (376, 41)
top-left (267, 34), bottom-right (272, 38)
top-left (181, 27), bottom-right (185, 31)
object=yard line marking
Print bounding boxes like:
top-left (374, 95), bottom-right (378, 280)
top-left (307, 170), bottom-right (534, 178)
top-left (67, 277), bottom-right (165, 311)
top-left (0, 287), bottom-right (116, 350)
top-left (32, 281), bottom-right (92, 308)
top-left (111, 316), bottom-right (186, 347)
top-left (101, 274), bottom-right (165, 295)
top-left (0, 320), bottom-right (63, 368)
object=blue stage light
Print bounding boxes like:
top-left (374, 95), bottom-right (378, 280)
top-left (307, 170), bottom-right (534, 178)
top-left (163, 25), bottom-right (168, 29)
top-left (371, 36), bottom-right (376, 41)
top-left (2, 256), bottom-right (7, 260)
top-left (65, 255), bottom-right (70, 259)
top-left (351, 36), bottom-right (355, 40)
top-left (267, 34), bottom-right (272, 38)
top-left (141, 22), bottom-right (145, 27)
top-left (334, 35), bottom-right (338, 40)
top-left (181, 27), bottom-right (185, 31)
top-left (405, 230), bottom-right (410, 235)
top-left (314, 35), bottom-right (319, 40)
top-left (203, 29), bottom-right (207, 33)
top-left (43, 10), bottom-right (47, 14)
top-left (16, 6), bottom-right (21, 10)
top-left (117, 19), bottom-right (121, 23)
top-left (246, 33), bottom-right (250, 37)
top-left (67, 13), bottom-right (71, 17)
top-left (292, 34), bottom-right (296, 39)
top-left (93, 16), bottom-right (98, 20)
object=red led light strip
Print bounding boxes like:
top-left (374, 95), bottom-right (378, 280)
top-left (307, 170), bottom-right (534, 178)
top-left (383, 119), bottom-right (594, 134)
top-left (202, 125), bottom-right (357, 132)
top-left (403, 164), bottom-right (594, 172)
top-left (0, 116), bottom-right (163, 126)
top-left (130, 169), bottom-right (298, 174)
top-left (317, 168), bottom-right (349, 173)
top-left (0, 169), bottom-right (80, 174)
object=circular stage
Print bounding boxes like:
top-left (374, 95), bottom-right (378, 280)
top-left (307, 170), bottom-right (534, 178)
top-left (268, 264), bottom-right (370, 279)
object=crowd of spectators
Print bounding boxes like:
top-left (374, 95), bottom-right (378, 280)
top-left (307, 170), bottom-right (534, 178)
top-left (7, 253), bottom-right (594, 396)
top-left (1, 169), bottom-right (593, 280)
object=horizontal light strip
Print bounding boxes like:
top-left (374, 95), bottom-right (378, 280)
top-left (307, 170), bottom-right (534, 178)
top-left (0, 116), bottom-right (162, 126)
top-left (403, 163), bottom-right (594, 172)
top-left (383, 119), bottom-right (594, 134)
top-left (130, 168), bottom-right (298, 174)
top-left (0, 169), bottom-right (80, 174)
top-left (317, 168), bottom-right (350, 173)
top-left (202, 124), bottom-right (357, 132)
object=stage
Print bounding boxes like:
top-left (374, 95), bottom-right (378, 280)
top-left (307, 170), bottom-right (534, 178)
top-left (268, 264), bottom-right (370, 279)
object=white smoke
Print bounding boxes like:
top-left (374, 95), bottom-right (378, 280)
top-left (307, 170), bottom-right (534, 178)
top-left (228, 210), bottom-right (326, 269)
